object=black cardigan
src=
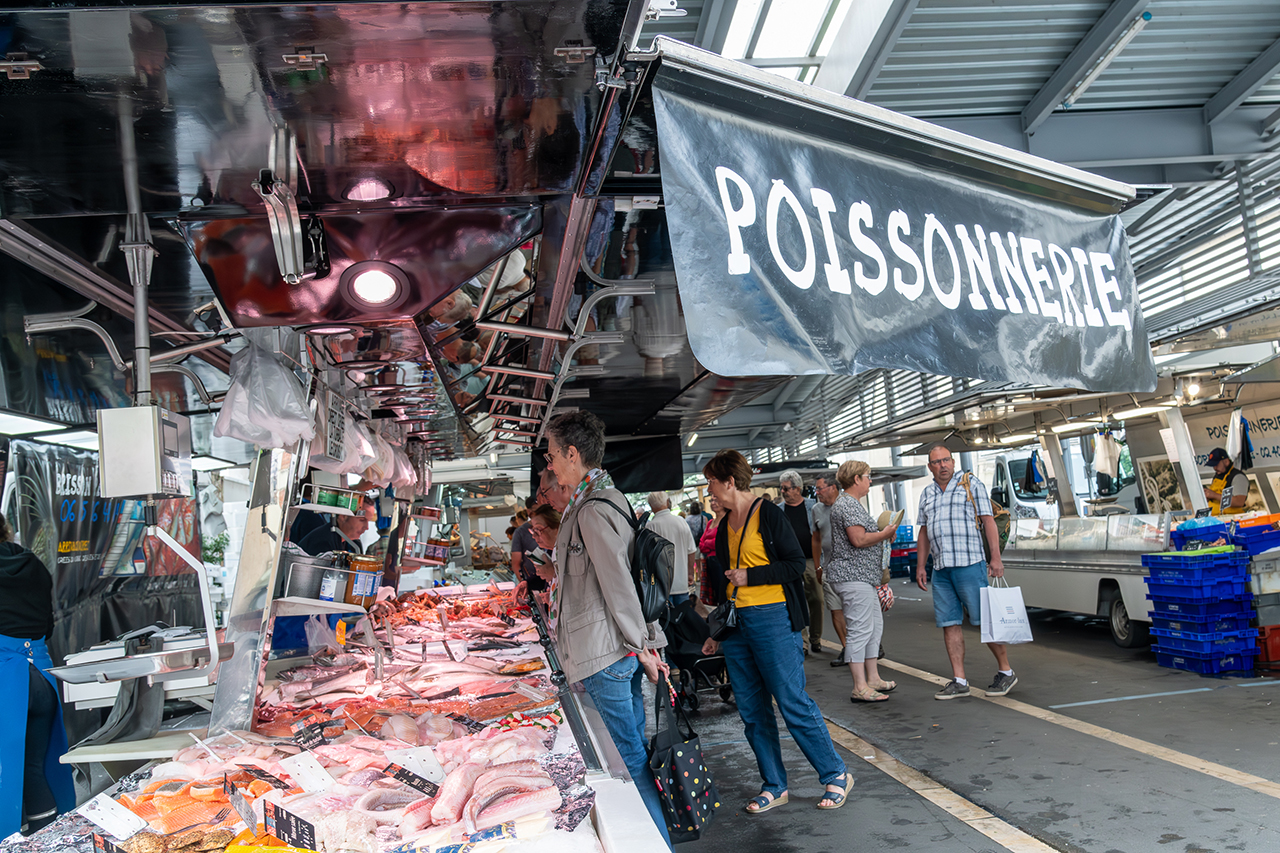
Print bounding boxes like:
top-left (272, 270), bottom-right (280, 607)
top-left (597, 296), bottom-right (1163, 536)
top-left (712, 500), bottom-right (810, 634)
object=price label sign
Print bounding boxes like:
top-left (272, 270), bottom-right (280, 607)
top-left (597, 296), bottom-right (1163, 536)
top-left (93, 834), bottom-right (127, 853)
top-left (382, 764), bottom-right (440, 797)
top-left (279, 751), bottom-right (336, 793)
top-left (336, 620), bottom-right (347, 646)
top-left (79, 793), bottom-right (148, 840)
top-left (446, 713), bottom-right (486, 734)
top-left (222, 775), bottom-right (257, 829)
top-left (264, 802), bottom-right (317, 851)
top-left (291, 721), bottom-right (330, 749)
top-left (234, 765), bottom-right (293, 790)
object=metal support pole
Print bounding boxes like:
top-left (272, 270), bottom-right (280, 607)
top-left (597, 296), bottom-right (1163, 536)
top-left (118, 93), bottom-right (157, 406)
top-left (1235, 160), bottom-right (1263, 278)
top-left (1038, 432), bottom-right (1078, 517)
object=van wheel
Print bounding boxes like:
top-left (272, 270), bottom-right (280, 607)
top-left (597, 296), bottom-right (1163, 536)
top-left (1104, 589), bottom-right (1150, 648)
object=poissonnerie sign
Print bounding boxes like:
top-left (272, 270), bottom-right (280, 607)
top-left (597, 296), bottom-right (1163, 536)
top-left (652, 58), bottom-right (1156, 393)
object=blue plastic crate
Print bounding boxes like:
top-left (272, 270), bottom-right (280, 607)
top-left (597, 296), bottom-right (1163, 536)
top-left (1147, 593), bottom-right (1253, 616)
top-left (1146, 563), bottom-right (1249, 582)
top-left (1153, 647), bottom-right (1256, 674)
top-left (1144, 577), bottom-right (1249, 599)
top-left (894, 526), bottom-right (915, 545)
top-left (1230, 525), bottom-right (1280, 556)
top-left (1149, 627), bottom-right (1258, 654)
top-left (1170, 522), bottom-right (1229, 550)
top-left (1151, 613), bottom-right (1254, 634)
top-left (1141, 550), bottom-right (1248, 569)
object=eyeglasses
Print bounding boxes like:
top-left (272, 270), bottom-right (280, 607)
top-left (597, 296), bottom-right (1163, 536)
top-left (530, 523), bottom-right (551, 536)
top-left (928, 457), bottom-right (954, 466)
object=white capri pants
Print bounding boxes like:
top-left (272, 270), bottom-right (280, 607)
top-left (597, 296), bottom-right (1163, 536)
top-left (832, 581), bottom-right (882, 664)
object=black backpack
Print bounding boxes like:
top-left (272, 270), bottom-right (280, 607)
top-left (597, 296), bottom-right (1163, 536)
top-left (585, 497), bottom-right (674, 623)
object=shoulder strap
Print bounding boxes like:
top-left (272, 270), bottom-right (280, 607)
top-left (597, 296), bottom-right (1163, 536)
top-left (582, 495), bottom-right (640, 531)
top-left (960, 473), bottom-right (982, 530)
top-left (734, 498), bottom-right (764, 571)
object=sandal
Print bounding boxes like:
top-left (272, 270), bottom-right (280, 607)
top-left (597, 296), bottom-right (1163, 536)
top-left (871, 680), bottom-right (897, 693)
top-left (745, 791), bottom-right (788, 814)
top-left (817, 774), bottom-right (853, 809)
top-left (850, 687), bottom-right (888, 703)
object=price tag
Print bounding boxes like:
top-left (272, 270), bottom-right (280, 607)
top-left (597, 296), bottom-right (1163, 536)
top-left (385, 746), bottom-right (446, 784)
top-left (440, 639), bottom-right (468, 662)
top-left (510, 680), bottom-right (549, 702)
top-left (382, 764), bottom-right (441, 797)
top-left (279, 751), bottom-right (335, 793)
top-left (93, 834), bottom-right (128, 853)
top-left (79, 793), bottom-right (148, 840)
top-left (222, 775), bottom-right (258, 829)
top-left (291, 722), bottom-right (329, 749)
top-left (446, 713), bottom-right (486, 734)
top-left (336, 620), bottom-right (347, 646)
top-left (264, 802), bottom-right (317, 851)
top-left (496, 612), bottom-right (516, 627)
top-left (1195, 508), bottom-right (1213, 518)
top-left (234, 765), bottom-right (293, 790)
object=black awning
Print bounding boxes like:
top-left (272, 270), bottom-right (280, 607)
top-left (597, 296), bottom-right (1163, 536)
top-left (646, 38), bottom-right (1157, 394)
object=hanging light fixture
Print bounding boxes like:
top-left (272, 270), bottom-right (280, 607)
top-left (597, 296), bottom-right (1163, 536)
top-left (341, 260), bottom-right (410, 310)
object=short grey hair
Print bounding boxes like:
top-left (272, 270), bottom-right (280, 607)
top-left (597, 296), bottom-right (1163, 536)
top-left (779, 469), bottom-right (803, 490)
top-left (547, 410), bottom-right (607, 469)
top-left (437, 290), bottom-right (474, 323)
top-left (647, 491), bottom-right (670, 512)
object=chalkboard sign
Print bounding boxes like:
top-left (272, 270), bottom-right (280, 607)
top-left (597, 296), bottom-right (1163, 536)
top-left (92, 834), bottom-right (126, 853)
top-left (1195, 508), bottom-right (1213, 518)
top-left (264, 802), bottom-right (317, 851)
top-left (382, 764), bottom-right (440, 797)
top-left (222, 775), bottom-right (257, 829)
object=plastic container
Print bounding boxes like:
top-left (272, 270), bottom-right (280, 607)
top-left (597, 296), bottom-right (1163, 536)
top-left (1144, 577), bottom-right (1249, 599)
top-left (1149, 627), bottom-right (1258, 654)
top-left (1170, 522), bottom-right (1229, 551)
top-left (1142, 550), bottom-right (1248, 570)
top-left (1230, 525), bottom-right (1280, 556)
top-left (1153, 647), bottom-right (1255, 674)
top-left (1146, 562), bottom-right (1249, 582)
top-left (318, 568), bottom-right (345, 602)
top-left (1151, 613), bottom-right (1254, 634)
top-left (1255, 591), bottom-right (1280, 626)
top-left (1146, 593), bottom-right (1252, 616)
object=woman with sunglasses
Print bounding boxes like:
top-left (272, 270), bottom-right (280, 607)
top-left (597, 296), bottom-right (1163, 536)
top-left (698, 449), bottom-right (851, 814)
top-left (828, 460), bottom-right (899, 702)
top-left (543, 410), bottom-right (672, 848)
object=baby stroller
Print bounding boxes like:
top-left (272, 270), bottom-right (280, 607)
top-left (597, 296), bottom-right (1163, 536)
top-left (661, 599), bottom-right (733, 712)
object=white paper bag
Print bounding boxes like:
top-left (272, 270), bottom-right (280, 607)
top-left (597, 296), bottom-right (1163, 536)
top-left (980, 579), bottom-right (1033, 645)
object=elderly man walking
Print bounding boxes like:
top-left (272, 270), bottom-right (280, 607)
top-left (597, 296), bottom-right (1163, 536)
top-left (810, 473), bottom-right (848, 666)
top-left (779, 469), bottom-right (824, 653)
top-left (915, 446), bottom-right (1017, 699)
top-left (646, 491), bottom-right (699, 608)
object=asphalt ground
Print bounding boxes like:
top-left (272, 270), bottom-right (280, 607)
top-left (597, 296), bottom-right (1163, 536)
top-left (664, 579), bottom-right (1280, 853)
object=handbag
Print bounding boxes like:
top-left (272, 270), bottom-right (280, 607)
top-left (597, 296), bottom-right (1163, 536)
top-left (649, 679), bottom-right (720, 843)
top-left (960, 473), bottom-right (1008, 564)
top-left (876, 584), bottom-right (894, 611)
top-left (706, 498), bottom-right (762, 641)
top-left (980, 576), bottom-right (1033, 645)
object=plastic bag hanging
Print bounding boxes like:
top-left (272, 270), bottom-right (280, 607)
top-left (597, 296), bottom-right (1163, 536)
top-left (1226, 406), bottom-right (1243, 462)
top-left (1094, 432), bottom-right (1121, 479)
top-left (213, 329), bottom-right (316, 449)
top-left (1240, 416), bottom-right (1255, 471)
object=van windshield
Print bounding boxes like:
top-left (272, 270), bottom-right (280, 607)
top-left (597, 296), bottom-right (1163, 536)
top-left (1008, 459), bottom-right (1048, 502)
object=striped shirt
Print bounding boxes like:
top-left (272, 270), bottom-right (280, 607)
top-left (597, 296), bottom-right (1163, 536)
top-left (918, 473), bottom-right (993, 569)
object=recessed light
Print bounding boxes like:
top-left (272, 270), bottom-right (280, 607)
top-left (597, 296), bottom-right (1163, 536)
top-left (302, 323), bottom-right (358, 336)
top-left (340, 261), bottom-right (410, 311)
top-left (345, 178), bottom-right (394, 202)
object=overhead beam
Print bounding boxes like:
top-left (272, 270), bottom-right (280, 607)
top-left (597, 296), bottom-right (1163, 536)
top-left (1021, 0), bottom-right (1152, 135)
top-left (935, 104), bottom-right (1278, 185)
top-left (1204, 36), bottom-right (1280, 125)
top-left (694, 0), bottom-right (741, 54)
top-left (812, 0), bottom-right (918, 99)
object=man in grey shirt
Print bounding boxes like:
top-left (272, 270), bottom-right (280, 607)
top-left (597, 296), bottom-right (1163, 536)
top-left (811, 474), bottom-right (847, 665)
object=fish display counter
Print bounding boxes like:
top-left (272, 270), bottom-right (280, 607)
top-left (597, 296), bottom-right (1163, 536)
top-left (3, 585), bottom-right (659, 853)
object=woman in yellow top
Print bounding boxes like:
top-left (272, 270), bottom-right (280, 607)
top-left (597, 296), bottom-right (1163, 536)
top-left (700, 450), bottom-right (852, 814)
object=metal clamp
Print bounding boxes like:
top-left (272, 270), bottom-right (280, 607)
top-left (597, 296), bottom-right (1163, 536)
top-left (645, 0), bottom-right (687, 21)
top-left (554, 42), bottom-right (597, 64)
top-left (0, 53), bottom-right (42, 80)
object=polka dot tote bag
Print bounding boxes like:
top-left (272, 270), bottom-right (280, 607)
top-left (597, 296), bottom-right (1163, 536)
top-left (648, 679), bottom-right (720, 843)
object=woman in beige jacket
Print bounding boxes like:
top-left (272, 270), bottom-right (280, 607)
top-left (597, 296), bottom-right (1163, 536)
top-left (544, 410), bottom-right (671, 848)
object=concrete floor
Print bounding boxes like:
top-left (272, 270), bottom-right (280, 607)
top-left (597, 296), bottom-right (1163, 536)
top-left (667, 580), bottom-right (1280, 853)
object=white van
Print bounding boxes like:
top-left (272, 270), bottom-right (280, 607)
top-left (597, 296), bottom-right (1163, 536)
top-left (975, 453), bottom-right (1058, 520)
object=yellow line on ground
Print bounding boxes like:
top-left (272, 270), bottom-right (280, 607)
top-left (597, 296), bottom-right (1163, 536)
top-left (825, 720), bottom-right (1060, 853)
top-left (845, 650), bottom-right (1280, 802)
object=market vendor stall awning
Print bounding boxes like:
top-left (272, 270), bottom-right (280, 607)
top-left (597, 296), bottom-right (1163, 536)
top-left (645, 38), bottom-right (1157, 394)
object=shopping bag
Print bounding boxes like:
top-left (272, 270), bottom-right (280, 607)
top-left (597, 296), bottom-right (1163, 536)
top-left (980, 577), bottom-right (1033, 645)
top-left (649, 680), bottom-right (719, 843)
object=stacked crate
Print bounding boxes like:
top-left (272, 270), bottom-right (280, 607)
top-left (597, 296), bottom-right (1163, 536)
top-left (889, 525), bottom-right (916, 578)
top-left (1249, 553), bottom-right (1280, 666)
top-left (1144, 550), bottom-right (1256, 675)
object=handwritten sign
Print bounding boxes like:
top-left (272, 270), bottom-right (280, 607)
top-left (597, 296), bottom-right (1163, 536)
top-left (234, 765), bottom-right (292, 790)
top-left (382, 763), bottom-right (441, 797)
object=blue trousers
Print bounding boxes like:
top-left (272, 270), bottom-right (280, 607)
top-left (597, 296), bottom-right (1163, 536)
top-left (721, 602), bottom-right (846, 797)
top-left (581, 655), bottom-right (673, 848)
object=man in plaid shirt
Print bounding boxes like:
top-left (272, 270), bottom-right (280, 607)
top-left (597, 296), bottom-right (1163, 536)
top-left (916, 445), bottom-right (1017, 700)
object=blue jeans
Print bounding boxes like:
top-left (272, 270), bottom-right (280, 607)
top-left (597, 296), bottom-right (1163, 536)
top-left (669, 592), bottom-right (690, 608)
top-left (721, 602), bottom-right (846, 797)
top-left (931, 560), bottom-right (988, 627)
top-left (580, 655), bottom-right (673, 848)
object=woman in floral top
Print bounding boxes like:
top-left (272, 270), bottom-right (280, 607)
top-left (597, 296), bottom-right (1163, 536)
top-left (828, 460), bottom-right (899, 702)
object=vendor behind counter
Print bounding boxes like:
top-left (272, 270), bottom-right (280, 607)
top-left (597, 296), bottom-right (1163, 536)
top-left (0, 514), bottom-right (75, 837)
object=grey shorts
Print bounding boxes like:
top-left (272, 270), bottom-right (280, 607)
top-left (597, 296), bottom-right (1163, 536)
top-left (822, 578), bottom-right (842, 610)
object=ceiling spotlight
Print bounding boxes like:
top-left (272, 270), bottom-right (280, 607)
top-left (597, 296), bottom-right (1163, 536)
top-left (345, 178), bottom-right (394, 202)
top-left (341, 261), bottom-right (410, 310)
top-left (1186, 382), bottom-right (1201, 397)
top-left (687, 432), bottom-right (698, 447)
